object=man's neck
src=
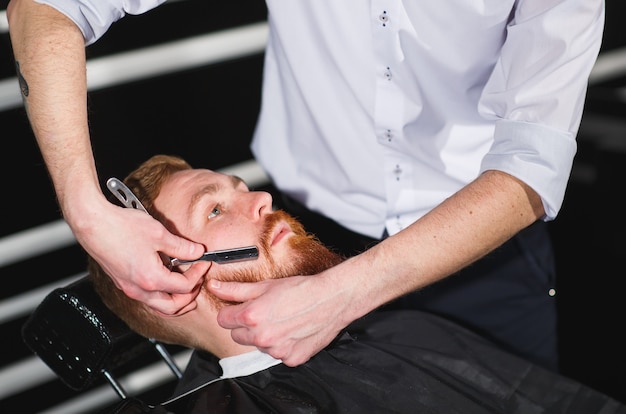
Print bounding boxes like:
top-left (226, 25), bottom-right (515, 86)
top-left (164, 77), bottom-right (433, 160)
top-left (193, 307), bottom-right (258, 359)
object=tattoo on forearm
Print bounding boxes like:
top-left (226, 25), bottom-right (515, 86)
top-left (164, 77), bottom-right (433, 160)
top-left (15, 61), bottom-right (29, 98)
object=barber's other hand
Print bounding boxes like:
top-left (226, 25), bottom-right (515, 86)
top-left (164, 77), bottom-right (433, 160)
top-left (210, 275), bottom-right (349, 366)
top-left (74, 203), bottom-right (209, 315)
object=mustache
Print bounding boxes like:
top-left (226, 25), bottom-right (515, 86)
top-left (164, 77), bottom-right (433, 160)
top-left (259, 209), bottom-right (308, 250)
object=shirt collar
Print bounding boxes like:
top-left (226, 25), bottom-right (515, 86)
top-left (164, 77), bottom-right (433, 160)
top-left (219, 349), bottom-right (282, 378)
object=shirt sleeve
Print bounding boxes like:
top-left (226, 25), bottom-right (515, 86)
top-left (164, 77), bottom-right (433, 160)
top-left (35, 0), bottom-right (166, 45)
top-left (478, 0), bottom-right (604, 220)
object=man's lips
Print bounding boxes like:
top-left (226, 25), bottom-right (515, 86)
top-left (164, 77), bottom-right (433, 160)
top-left (270, 222), bottom-right (293, 246)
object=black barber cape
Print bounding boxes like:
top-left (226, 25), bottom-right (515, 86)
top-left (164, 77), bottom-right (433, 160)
top-left (156, 310), bottom-right (624, 413)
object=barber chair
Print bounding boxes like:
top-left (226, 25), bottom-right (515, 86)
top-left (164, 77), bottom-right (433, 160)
top-left (21, 276), bottom-right (181, 413)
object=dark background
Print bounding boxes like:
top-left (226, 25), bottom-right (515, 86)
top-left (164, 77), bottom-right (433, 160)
top-left (1, 1), bottom-right (625, 412)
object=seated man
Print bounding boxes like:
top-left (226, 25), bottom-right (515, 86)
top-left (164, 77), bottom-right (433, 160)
top-left (90, 154), bottom-right (625, 413)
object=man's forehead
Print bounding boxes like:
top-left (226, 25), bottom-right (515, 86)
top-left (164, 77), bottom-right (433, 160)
top-left (160, 169), bottom-right (243, 202)
top-left (164, 168), bottom-right (225, 189)
top-left (155, 169), bottom-right (216, 205)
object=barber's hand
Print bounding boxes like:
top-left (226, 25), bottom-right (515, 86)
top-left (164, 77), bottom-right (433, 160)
top-left (209, 275), bottom-right (350, 366)
top-left (74, 203), bottom-right (209, 315)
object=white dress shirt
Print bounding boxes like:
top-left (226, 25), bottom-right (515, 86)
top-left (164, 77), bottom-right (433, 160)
top-left (36, 0), bottom-right (605, 238)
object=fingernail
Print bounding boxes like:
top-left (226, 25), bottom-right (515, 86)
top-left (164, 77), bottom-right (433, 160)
top-left (210, 279), bottom-right (221, 289)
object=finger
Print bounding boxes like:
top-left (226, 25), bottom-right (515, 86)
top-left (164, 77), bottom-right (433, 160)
top-left (215, 301), bottom-right (253, 330)
top-left (162, 231), bottom-right (206, 262)
top-left (278, 348), bottom-right (313, 367)
top-left (142, 260), bottom-right (210, 295)
top-left (229, 327), bottom-right (258, 348)
top-left (208, 279), bottom-right (270, 303)
top-left (257, 333), bottom-right (329, 367)
top-left (122, 262), bottom-right (206, 314)
top-left (253, 339), bottom-right (312, 366)
top-left (148, 288), bottom-right (201, 316)
top-left (178, 260), bottom-right (211, 287)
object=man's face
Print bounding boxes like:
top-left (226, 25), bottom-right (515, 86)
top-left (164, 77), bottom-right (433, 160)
top-left (153, 169), bottom-right (342, 290)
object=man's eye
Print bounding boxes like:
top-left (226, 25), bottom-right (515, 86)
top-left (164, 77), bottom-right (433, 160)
top-left (208, 206), bottom-right (221, 220)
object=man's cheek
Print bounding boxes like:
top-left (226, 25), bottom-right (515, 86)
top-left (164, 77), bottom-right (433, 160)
top-left (203, 230), bottom-right (240, 250)
top-left (222, 226), bottom-right (259, 248)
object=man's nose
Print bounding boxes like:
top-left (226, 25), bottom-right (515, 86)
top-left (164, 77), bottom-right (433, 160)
top-left (247, 191), bottom-right (274, 221)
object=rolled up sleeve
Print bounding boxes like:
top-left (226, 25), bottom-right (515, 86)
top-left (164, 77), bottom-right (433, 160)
top-left (35, 0), bottom-right (165, 45)
top-left (478, 0), bottom-right (604, 220)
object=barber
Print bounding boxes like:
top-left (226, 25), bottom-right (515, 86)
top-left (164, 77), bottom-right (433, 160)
top-left (7, 0), bottom-right (604, 371)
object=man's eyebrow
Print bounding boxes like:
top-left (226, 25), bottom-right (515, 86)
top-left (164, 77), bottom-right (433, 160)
top-left (230, 175), bottom-right (245, 188)
top-left (187, 175), bottom-right (245, 217)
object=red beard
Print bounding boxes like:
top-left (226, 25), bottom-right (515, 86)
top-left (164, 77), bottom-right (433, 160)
top-left (204, 209), bottom-right (345, 308)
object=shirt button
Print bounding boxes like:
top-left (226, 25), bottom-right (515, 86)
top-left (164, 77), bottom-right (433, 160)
top-left (393, 164), bottom-right (402, 180)
top-left (385, 130), bottom-right (393, 141)
top-left (379, 11), bottom-right (389, 26)
top-left (384, 67), bottom-right (392, 80)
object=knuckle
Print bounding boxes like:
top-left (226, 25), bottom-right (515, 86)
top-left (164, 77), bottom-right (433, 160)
top-left (282, 352), bottom-right (309, 367)
top-left (156, 305), bottom-right (178, 316)
top-left (151, 222), bottom-right (169, 239)
top-left (122, 287), bottom-right (142, 301)
top-left (138, 276), bottom-right (159, 291)
top-left (238, 307), bottom-right (260, 327)
top-left (254, 332), bottom-right (274, 349)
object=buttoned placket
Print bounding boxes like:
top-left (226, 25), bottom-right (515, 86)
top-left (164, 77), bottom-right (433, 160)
top-left (371, 1), bottom-right (411, 234)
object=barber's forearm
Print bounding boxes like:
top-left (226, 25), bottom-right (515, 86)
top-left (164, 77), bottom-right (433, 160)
top-left (8, 0), bottom-right (103, 218)
top-left (334, 170), bottom-right (544, 322)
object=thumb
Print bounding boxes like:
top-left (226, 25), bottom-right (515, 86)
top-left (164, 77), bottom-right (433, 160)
top-left (209, 279), bottom-right (268, 303)
top-left (164, 232), bottom-right (205, 260)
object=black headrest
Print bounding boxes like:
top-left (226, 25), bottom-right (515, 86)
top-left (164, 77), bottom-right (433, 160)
top-left (21, 276), bottom-right (151, 391)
